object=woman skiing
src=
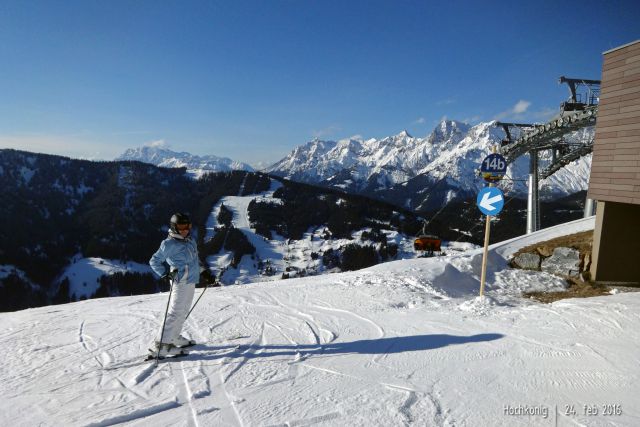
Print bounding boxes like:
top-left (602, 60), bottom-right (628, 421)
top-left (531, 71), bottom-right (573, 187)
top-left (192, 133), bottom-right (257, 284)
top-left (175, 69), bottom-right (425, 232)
top-left (149, 212), bottom-right (215, 358)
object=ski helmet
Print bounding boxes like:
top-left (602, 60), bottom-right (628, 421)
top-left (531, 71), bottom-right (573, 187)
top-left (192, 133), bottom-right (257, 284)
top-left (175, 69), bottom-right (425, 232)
top-left (170, 212), bottom-right (192, 233)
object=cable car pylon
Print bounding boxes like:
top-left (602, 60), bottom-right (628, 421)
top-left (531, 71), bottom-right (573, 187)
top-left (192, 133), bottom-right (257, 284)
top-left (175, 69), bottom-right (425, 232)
top-left (495, 76), bottom-right (600, 234)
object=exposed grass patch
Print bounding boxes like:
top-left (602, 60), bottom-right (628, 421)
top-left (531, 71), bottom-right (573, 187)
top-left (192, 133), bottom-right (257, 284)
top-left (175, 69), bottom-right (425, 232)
top-left (524, 276), bottom-right (610, 303)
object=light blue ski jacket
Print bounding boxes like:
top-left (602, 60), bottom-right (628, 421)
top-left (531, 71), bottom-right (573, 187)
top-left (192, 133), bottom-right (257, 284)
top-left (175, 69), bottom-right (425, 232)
top-left (149, 233), bottom-right (201, 284)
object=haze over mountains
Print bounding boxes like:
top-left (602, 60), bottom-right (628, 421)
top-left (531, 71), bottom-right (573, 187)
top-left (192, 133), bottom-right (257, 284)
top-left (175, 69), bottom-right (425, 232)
top-left (117, 145), bottom-right (255, 178)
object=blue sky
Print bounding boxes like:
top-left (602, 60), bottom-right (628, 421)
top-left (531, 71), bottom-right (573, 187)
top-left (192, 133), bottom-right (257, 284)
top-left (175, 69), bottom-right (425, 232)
top-left (1, 1), bottom-right (638, 167)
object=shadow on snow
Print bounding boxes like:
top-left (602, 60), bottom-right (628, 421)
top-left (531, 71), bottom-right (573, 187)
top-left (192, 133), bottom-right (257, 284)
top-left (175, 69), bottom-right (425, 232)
top-left (194, 333), bottom-right (504, 360)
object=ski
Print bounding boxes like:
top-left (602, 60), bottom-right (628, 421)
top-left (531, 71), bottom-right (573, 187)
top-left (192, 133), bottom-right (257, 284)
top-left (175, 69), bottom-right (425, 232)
top-left (136, 336), bottom-right (249, 364)
top-left (144, 351), bottom-right (189, 362)
top-left (176, 340), bottom-right (197, 349)
top-left (188, 343), bottom-right (243, 352)
top-left (226, 334), bottom-right (250, 340)
top-left (104, 344), bottom-right (243, 370)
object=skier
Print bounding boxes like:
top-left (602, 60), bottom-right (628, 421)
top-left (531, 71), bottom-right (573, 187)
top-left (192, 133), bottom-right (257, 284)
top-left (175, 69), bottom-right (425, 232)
top-left (149, 212), bottom-right (216, 358)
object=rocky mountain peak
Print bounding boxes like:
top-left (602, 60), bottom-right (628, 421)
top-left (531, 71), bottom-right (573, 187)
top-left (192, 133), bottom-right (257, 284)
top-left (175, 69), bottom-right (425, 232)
top-left (396, 130), bottom-right (412, 139)
top-left (265, 119), bottom-right (594, 207)
top-left (427, 120), bottom-right (470, 144)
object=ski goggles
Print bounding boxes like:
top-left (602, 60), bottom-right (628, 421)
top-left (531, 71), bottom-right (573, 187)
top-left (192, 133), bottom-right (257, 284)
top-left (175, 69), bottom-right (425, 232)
top-left (176, 223), bottom-right (192, 231)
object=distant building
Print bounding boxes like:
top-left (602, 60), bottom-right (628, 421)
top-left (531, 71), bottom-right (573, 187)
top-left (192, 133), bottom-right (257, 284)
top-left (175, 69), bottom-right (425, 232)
top-left (587, 40), bottom-right (640, 285)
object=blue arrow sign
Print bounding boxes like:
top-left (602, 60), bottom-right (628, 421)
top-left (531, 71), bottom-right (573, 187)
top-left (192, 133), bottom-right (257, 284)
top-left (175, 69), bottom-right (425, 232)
top-left (477, 187), bottom-right (504, 216)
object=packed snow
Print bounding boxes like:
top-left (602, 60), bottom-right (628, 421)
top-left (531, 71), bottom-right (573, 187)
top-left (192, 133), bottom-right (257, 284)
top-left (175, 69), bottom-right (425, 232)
top-left (2, 217), bottom-right (639, 426)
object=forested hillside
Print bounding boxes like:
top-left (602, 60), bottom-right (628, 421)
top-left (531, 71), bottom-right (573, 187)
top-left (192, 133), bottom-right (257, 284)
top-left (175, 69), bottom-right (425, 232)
top-left (0, 150), bottom-right (423, 311)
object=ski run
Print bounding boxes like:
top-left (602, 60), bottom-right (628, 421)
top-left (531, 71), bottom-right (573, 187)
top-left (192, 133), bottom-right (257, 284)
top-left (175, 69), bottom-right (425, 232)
top-left (1, 217), bottom-right (639, 426)
top-left (202, 178), bottom-right (471, 286)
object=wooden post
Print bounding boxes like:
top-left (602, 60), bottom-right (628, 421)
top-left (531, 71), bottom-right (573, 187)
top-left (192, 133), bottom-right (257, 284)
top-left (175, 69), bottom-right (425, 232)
top-left (479, 213), bottom-right (491, 297)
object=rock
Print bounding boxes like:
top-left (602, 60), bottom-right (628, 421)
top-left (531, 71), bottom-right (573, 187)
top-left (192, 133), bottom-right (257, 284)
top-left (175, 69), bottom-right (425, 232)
top-left (512, 253), bottom-right (541, 270)
top-left (541, 247), bottom-right (581, 277)
top-left (536, 246), bottom-right (553, 257)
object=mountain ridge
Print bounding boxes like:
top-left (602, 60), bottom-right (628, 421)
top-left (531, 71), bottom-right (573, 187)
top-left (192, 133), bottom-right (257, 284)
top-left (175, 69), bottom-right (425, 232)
top-left (114, 119), bottom-right (593, 213)
top-left (117, 145), bottom-right (255, 178)
top-left (266, 119), bottom-right (593, 211)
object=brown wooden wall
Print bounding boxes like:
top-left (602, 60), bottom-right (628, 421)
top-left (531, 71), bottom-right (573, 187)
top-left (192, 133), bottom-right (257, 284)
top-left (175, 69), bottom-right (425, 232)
top-left (587, 40), bottom-right (640, 205)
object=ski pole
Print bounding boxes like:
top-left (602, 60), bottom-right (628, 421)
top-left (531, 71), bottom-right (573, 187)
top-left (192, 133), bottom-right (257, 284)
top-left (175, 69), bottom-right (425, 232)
top-left (185, 279), bottom-right (212, 321)
top-left (155, 278), bottom-right (175, 363)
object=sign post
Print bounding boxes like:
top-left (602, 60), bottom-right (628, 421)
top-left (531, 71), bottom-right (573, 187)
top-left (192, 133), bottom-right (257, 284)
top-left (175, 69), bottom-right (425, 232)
top-left (477, 152), bottom-right (507, 297)
top-left (476, 186), bottom-right (504, 296)
top-left (480, 211), bottom-right (491, 297)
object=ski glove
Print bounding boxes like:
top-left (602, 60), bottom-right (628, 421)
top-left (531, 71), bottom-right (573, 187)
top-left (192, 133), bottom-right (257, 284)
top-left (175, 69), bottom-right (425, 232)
top-left (162, 269), bottom-right (178, 282)
top-left (200, 269), bottom-right (216, 285)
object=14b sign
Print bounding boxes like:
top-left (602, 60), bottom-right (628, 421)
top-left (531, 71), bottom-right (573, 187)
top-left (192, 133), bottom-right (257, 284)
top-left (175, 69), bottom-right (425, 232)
top-left (480, 153), bottom-right (507, 182)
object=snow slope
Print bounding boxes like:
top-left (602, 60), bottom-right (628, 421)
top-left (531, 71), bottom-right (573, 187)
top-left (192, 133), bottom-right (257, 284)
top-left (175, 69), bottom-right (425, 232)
top-left (203, 178), bottom-right (439, 285)
top-left (59, 256), bottom-right (154, 300)
top-left (2, 218), bottom-right (639, 426)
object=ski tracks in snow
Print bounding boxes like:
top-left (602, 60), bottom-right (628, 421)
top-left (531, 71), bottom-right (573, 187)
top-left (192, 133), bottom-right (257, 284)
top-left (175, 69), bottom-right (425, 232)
top-left (205, 286), bottom-right (447, 426)
top-left (114, 286), bottom-right (397, 426)
top-left (195, 287), bottom-right (447, 425)
top-left (3, 283), bottom-right (448, 425)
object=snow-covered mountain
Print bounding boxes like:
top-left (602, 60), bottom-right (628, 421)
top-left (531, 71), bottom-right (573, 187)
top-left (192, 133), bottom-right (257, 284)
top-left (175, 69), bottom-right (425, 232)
top-left (117, 145), bottom-right (254, 178)
top-left (4, 217), bottom-right (640, 426)
top-left (267, 120), bottom-right (594, 210)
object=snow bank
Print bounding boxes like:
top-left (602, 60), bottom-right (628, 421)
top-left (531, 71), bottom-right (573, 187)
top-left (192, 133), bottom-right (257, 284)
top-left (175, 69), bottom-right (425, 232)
top-left (491, 216), bottom-right (595, 259)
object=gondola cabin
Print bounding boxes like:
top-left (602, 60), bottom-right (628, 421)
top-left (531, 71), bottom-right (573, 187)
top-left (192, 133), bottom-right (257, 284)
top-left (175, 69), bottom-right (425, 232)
top-left (414, 234), bottom-right (441, 253)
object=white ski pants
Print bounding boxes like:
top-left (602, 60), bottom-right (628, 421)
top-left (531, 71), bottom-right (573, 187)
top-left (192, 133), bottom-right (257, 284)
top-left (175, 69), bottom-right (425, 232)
top-left (159, 277), bottom-right (196, 345)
